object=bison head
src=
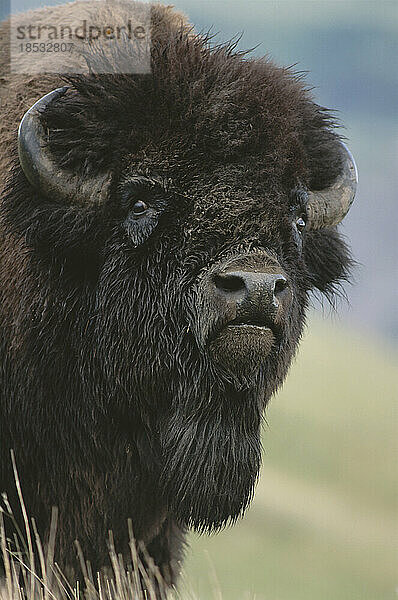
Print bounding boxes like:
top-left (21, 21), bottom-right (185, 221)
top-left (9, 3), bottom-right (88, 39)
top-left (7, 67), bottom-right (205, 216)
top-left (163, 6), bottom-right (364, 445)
top-left (8, 11), bottom-right (356, 537)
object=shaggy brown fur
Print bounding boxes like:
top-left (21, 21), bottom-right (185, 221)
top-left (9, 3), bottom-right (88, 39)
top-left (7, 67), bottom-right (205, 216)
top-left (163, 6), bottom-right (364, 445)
top-left (0, 1), bottom-right (352, 594)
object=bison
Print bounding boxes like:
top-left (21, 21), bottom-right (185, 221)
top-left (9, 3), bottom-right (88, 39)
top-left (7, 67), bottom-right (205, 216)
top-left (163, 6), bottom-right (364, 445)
top-left (0, 0), bottom-right (357, 592)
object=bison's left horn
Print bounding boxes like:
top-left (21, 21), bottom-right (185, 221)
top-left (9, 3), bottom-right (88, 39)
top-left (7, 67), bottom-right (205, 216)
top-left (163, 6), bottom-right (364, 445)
top-left (18, 87), bottom-right (111, 205)
top-left (307, 142), bottom-right (358, 229)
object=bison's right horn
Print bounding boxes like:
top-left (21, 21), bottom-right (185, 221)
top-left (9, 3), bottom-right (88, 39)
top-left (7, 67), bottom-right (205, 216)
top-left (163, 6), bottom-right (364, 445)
top-left (18, 87), bottom-right (111, 205)
top-left (306, 142), bottom-right (358, 229)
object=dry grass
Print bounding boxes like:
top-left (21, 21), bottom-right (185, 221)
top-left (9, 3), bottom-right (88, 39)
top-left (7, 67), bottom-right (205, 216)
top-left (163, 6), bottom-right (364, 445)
top-left (0, 452), bottom-right (192, 600)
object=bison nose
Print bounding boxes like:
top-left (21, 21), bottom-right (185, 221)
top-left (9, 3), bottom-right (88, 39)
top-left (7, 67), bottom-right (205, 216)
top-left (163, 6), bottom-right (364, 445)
top-left (213, 270), bottom-right (291, 323)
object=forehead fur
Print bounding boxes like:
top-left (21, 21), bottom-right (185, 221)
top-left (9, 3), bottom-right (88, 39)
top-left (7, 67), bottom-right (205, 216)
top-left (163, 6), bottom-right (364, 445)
top-left (41, 5), bottom-right (336, 179)
top-left (1, 1), bottom-right (341, 192)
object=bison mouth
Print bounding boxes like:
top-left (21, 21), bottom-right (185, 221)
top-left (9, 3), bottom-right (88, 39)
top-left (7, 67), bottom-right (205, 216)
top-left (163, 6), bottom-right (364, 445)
top-left (208, 316), bottom-right (280, 374)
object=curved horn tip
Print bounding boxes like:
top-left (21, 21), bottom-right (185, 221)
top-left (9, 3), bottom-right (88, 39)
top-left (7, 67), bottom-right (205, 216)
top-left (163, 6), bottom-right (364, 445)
top-left (18, 87), bottom-right (70, 191)
top-left (341, 141), bottom-right (358, 186)
top-left (18, 86), bottom-right (69, 138)
top-left (17, 86), bottom-right (110, 205)
top-left (307, 141), bottom-right (358, 230)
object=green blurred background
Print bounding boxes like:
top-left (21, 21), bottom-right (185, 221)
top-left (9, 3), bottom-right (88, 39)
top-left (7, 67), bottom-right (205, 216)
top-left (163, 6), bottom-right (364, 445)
top-left (183, 319), bottom-right (397, 599)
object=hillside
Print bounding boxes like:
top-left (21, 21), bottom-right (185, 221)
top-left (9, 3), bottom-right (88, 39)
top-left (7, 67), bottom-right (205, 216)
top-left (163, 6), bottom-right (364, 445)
top-left (183, 318), bottom-right (398, 600)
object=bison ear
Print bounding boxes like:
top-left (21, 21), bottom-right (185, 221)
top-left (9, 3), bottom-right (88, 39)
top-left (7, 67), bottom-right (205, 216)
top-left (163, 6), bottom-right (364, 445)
top-left (304, 227), bottom-right (353, 299)
top-left (18, 87), bottom-right (111, 205)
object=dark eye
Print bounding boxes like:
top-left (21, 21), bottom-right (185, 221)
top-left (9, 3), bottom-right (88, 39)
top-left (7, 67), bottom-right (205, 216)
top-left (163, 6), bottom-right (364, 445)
top-left (131, 200), bottom-right (149, 215)
top-left (296, 216), bottom-right (306, 233)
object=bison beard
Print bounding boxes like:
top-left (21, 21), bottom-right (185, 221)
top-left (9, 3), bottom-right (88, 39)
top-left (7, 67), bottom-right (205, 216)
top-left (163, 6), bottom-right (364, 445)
top-left (161, 381), bottom-right (263, 532)
top-left (158, 282), bottom-right (298, 532)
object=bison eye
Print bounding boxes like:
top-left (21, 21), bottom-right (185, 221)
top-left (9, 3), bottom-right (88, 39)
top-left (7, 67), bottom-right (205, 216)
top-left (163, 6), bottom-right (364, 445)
top-left (132, 200), bottom-right (149, 216)
top-left (296, 216), bottom-right (306, 233)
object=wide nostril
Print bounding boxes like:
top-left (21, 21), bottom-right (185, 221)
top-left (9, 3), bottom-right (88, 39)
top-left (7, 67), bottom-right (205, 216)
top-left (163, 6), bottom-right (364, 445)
top-left (273, 276), bottom-right (288, 297)
top-left (213, 273), bottom-right (246, 294)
